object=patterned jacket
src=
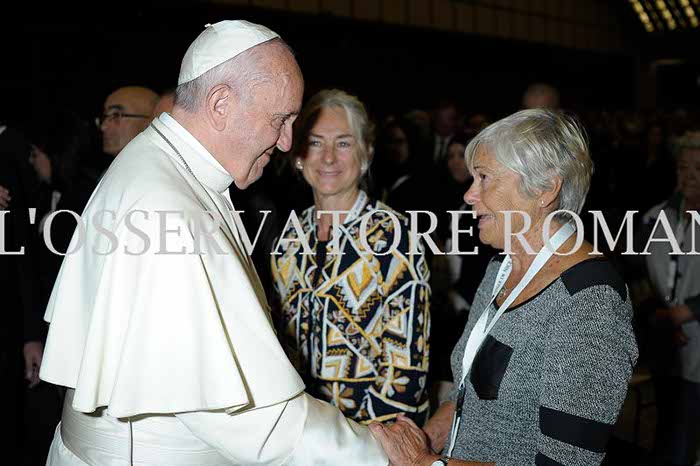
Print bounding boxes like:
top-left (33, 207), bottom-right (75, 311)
top-left (271, 192), bottom-right (431, 423)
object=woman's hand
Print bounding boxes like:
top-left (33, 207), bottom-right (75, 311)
top-left (423, 401), bottom-right (455, 453)
top-left (369, 414), bottom-right (438, 466)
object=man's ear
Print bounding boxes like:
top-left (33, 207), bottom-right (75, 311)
top-left (206, 84), bottom-right (233, 131)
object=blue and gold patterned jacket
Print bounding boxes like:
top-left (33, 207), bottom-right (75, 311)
top-left (271, 191), bottom-right (431, 424)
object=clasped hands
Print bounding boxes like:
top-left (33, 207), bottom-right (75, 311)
top-left (368, 413), bottom-right (439, 466)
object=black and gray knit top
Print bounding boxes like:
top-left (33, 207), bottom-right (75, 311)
top-left (448, 257), bottom-right (638, 466)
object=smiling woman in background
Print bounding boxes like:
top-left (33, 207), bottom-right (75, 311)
top-left (270, 89), bottom-right (432, 425)
top-left (369, 109), bottom-right (638, 466)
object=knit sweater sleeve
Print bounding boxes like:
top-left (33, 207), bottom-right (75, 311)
top-left (536, 286), bottom-right (638, 466)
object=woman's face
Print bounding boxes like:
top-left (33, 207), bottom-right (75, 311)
top-left (446, 143), bottom-right (469, 183)
top-left (299, 106), bottom-right (362, 199)
top-left (29, 146), bottom-right (52, 183)
top-left (678, 148), bottom-right (700, 206)
top-left (463, 149), bottom-right (539, 249)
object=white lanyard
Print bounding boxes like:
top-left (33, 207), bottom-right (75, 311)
top-left (446, 221), bottom-right (576, 457)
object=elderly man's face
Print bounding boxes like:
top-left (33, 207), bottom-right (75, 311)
top-left (678, 148), bottom-right (700, 205)
top-left (100, 87), bottom-right (157, 156)
top-left (463, 149), bottom-right (539, 249)
top-left (227, 60), bottom-right (304, 189)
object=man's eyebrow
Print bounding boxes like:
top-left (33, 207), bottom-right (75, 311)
top-left (274, 111), bottom-right (298, 119)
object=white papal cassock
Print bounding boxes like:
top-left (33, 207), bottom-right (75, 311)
top-left (40, 113), bottom-right (388, 466)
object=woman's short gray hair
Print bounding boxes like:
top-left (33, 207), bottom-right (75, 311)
top-left (465, 109), bottom-right (593, 223)
top-left (293, 89), bottom-right (375, 173)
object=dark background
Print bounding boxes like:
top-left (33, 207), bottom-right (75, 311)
top-left (6, 1), bottom-right (690, 128)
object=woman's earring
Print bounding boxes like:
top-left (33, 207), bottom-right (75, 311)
top-left (295, 160), bottom-right (303, 170)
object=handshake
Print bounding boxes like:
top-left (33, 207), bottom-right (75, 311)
top-left (367, 403), bottom-right (494, 466)
top-left (369, 413), bottom-right (443, 466)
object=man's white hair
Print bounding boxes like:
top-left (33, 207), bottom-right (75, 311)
top-left (175, 38), bottom-right (291, 112)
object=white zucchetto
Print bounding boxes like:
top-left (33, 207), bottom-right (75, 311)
top-left (178, 20), bottom-right (280, 85)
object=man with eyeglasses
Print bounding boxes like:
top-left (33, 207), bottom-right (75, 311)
top-left (98, 86), bottom-right (158, 157)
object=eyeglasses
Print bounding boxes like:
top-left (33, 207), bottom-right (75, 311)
top-left (96, 110), bottom-right (150, 127)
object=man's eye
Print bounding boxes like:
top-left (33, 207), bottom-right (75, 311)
top-left (273, 116), bottom-right (288, 129)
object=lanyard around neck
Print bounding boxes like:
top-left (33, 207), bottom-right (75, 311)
top-left (446, 221), bottom-right (576, 457)
top-left (458, 221), bottom-right (576, 386)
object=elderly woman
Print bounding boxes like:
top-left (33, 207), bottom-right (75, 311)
top-left (370, 109), bottom-right (638, 466)
top-left (271, 89), bottom-right (432, 424)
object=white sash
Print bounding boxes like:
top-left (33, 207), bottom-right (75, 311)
top-left (445, 221), bottom-right (576, 457)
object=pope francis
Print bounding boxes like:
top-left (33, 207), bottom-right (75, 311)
top-left (40, 20), bottom-right (388, 466)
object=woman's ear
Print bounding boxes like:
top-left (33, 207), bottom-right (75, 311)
top-left (363, 146), bottom-right (375, 174)
top-left (206, 84), bottom-right (232, 132)
top-left (540, 176), bottom-right (563, 210)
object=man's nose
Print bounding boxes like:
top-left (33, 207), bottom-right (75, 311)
top-left (100, 120), bottom-right (110, 133)
top-left (276, 123), bottom-right (293, 153)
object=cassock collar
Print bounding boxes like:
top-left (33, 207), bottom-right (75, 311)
top-left (155, 113), bottom-right (233, 193)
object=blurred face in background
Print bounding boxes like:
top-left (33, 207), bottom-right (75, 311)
top-left (386, 126), bottom-right (409, 165)
top-left (465, 114), bottom-right (488, 138)
top-left (434, 104), bottom-right (458, 137)
top-left (100, 86), bottom-right (158, 156)
top-left (29, 146), bottom-right (52, 183)
top-left (647, 125), bottom-right (663, 148)
top-left (151, 93), bottom-right (175, 120)
top-left (446, 142), bottom-right (469, 184)
top-left (299, 106), bottom-right (362, 200)
top-left (678, 148), bottom-right (700, 207)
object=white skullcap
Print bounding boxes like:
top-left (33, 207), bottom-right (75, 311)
top-left (178, 20), bottom-right (280, 85)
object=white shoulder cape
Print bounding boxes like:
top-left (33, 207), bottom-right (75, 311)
top-left (40, 118), bottom-right (304, 418)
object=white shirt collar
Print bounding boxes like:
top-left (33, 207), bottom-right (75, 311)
top-left (158, 112), bottom-right (229, 177)
top-left (154, 113), bottom-right (233, 193)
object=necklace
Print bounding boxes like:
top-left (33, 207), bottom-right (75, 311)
top-left (152, 124), bottom-right (196, 178)
top-left (497, 286), bottom-right (509, 300)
